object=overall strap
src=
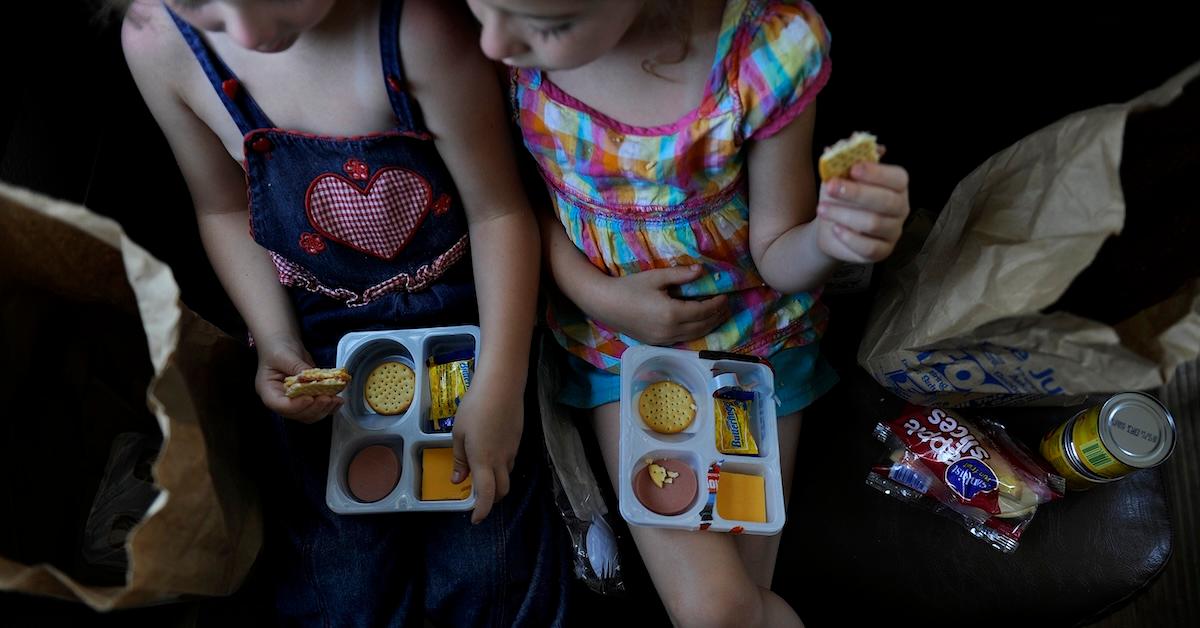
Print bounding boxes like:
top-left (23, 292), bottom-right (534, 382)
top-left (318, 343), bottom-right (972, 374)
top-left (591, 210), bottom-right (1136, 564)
top-left (165, 6), bottom-right (276, 134)
top-left (378, 0), bottom-right (425, 133)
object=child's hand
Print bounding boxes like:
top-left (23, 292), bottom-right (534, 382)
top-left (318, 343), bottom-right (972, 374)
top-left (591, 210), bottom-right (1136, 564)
top-left (254, 336), bottom-right (343, 423)
top-left (589, 265), bottom-right (730, 346)
top-left (451, 374), bottom-right (522, 524)
top-left (816, 160), bottom-right (910, 263)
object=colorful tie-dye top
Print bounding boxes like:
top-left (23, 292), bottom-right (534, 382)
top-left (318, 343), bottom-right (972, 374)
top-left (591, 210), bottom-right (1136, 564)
top-left (514, 0), bottom-right (832, 373)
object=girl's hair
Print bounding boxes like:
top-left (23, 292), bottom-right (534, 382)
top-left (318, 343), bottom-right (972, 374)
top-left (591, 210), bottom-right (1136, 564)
top-left (95, 0), bottom-right (694, 74)
top-left (640, 0), bottom-right (693, 78)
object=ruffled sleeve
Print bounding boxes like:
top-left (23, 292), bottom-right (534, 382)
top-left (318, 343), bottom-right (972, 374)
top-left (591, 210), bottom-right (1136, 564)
top-left (734, 0), bottom-right (832, 140)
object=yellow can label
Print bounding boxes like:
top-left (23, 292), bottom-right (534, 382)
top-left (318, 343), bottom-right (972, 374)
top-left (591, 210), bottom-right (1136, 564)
top-left (1039, 421), bottom-right (1094, 490)
top-left (1072, 407), bottom-right (1136, 479)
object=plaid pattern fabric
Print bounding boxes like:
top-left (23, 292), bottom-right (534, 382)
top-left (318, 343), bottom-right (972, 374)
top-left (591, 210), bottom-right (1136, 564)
top-left (515, 0), bottom-right (832, 373)
top-left (306, 167), bottom-right (432, 260)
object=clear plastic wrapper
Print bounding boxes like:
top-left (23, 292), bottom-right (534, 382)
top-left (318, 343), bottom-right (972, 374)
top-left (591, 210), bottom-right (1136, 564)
top-left (82, 433), bottom-right (161, 573)
top-left (546, 463), bottom-right (624, 595)
top-left (538, 337), bottom-right (624, 595)
top-left (866, 405), bottom-right (1065, 552)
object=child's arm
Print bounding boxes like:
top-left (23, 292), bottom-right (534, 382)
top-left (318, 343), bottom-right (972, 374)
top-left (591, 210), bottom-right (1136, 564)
top-left (402, 0), bottom-right (538, 523)
top-left (122, 8), bottom-right (339, 423)
top-left (540, 214), bottom-right (730, 345)
top-left (747, 106), bottom-right (910, 294)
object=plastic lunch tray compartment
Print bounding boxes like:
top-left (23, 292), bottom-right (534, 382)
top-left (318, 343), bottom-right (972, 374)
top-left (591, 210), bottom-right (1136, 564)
top-left (325, 325), bottom-right (479, 514)
top-left (618, 345), bottom-right (785, 535)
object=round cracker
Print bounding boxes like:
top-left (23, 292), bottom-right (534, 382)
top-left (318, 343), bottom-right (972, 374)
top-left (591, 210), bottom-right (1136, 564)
top-left (364, 361), bottom-right (415, 416)
top-left (638, 381), bottom-right (696, 434)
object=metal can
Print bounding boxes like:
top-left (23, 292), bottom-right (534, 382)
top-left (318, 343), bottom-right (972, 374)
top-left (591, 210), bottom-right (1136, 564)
top-left (1039, 392), bottom-right (1176, 490)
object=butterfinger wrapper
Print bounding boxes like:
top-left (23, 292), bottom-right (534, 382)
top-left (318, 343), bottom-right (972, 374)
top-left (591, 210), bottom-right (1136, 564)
top-left (427, 349), bottom-right (474, 431)
top-left (712, 372), bottom-right (741, 392)
top-left (714, 389), bottom-right (758, 456)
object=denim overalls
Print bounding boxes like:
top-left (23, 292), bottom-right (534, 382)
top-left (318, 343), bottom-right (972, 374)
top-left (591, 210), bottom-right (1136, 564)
top-left (169, 1), bottom-right (568, 624)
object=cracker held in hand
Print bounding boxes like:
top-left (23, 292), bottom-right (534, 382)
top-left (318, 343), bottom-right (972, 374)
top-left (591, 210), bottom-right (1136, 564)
top-left (364, 361), bottom-right (416, 415)
top-left (639, 381), bottom-right (697, 434)
top-left (818, 131), bottom-right (879, 182)
top-left (284, 367), bottom-right (351, 398)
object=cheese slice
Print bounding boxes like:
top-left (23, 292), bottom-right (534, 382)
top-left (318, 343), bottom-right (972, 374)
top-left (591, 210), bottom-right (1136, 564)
top-left (421, 448), bottom-right (471, 501)
top-left (716, 471), bottom-right (766, 523)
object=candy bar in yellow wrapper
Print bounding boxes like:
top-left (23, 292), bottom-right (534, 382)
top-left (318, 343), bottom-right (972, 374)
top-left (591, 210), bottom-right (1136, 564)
top-left (427, 349), bottom-right (474, 432)
top-left (714, 389), bottom-right (758, 455)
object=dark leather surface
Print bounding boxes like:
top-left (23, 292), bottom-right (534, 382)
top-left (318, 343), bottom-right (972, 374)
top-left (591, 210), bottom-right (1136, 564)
top-left (770, 288), bottom-right (1174, 627)
top-left (783, 368), bottom-right (1172, 627)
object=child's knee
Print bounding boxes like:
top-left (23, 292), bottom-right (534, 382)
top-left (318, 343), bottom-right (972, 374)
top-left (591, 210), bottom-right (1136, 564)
top-left (663, 580), bottom-right (765, 628)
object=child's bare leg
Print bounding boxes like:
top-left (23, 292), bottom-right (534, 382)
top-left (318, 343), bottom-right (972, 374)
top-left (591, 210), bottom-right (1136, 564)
top-left (734, 411), bottom-right (802, 588)
top-left (593, 403), bottom-right (804, 628)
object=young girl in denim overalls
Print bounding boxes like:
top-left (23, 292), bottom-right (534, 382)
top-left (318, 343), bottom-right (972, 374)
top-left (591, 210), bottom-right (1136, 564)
top-left (120, 0), bottom-right (567, 624)
top-left (469, 0), bottom-right (911, 625)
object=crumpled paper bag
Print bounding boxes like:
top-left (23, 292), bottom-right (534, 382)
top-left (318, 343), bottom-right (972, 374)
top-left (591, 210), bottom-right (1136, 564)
top-left (857, 61), bottom-right (1200, 407)
top-left (0, 182), bottom-right (261, 609)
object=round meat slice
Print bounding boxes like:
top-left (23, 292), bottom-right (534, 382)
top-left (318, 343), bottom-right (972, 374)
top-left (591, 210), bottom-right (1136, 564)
top-left (633, 459), bottom-right (698, 516)
top-left (347, 444), bottom-right (401, 503)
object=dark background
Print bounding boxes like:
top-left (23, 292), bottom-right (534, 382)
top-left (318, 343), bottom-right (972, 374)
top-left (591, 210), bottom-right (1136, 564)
top-left (2, 1), bottom-right (1197, 626)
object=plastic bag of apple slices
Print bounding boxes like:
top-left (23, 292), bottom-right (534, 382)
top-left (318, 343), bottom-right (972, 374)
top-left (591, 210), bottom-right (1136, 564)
top-left (866, 405), bottom-right (1065, 552)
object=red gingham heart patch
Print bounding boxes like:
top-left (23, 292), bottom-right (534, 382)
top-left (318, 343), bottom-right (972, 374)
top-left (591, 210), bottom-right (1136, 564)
top-left (305, 167), bottom-right (433, 260)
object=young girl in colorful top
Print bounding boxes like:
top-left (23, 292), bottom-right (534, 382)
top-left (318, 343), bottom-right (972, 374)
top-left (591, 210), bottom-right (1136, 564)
top-left (117, 0), bottom-right (567, 624)
top-left (468, 0), bottom-right (910, 625)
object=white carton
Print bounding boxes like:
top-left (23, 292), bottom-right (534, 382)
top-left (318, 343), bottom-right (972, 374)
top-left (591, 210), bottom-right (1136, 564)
top-left (325, 326), bottom-right (479, 514)
top-left (618, 346), bottom-right (785, 535)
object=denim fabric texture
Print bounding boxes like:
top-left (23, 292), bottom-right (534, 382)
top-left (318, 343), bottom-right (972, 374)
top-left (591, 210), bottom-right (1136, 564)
top-left (169, 1), bottom-right (570, 623)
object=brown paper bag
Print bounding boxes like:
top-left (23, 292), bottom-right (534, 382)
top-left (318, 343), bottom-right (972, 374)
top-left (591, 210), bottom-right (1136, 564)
top-left (857, 61), bottom-right (1200, 407)
top-left (0, 183), bottom-right (261, 609)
